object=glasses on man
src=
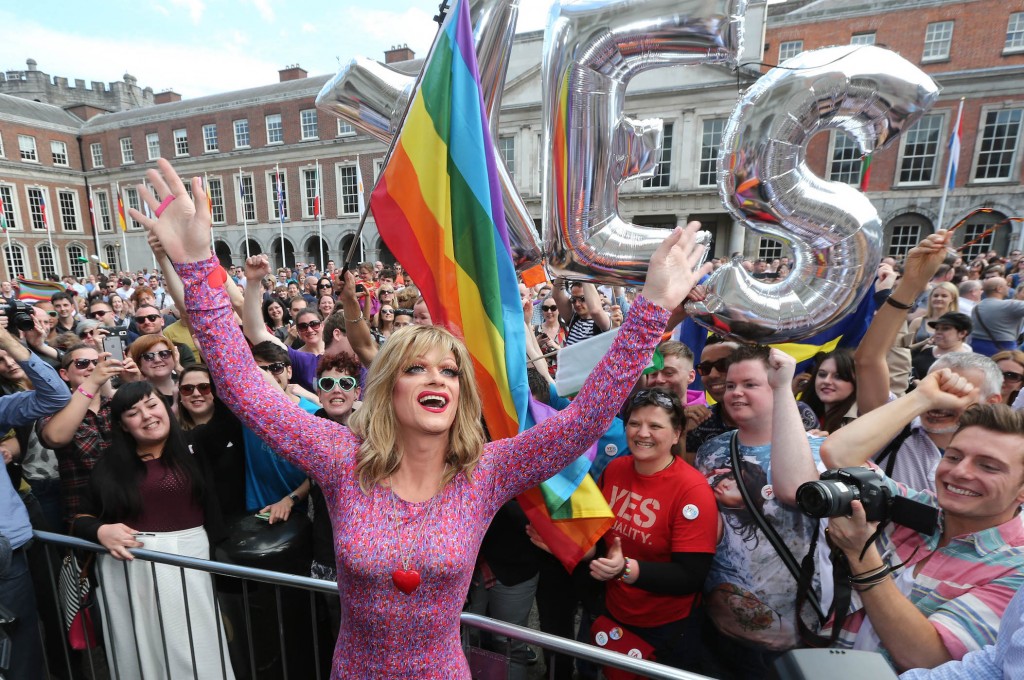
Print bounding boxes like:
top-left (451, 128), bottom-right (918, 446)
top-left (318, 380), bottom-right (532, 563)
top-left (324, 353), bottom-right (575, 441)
top-left (134, 314), bottom-right (161, 324)
top-left (296, 320), bottom-right (322, 332)
top-left (73, 358), bottom-right (100, 370)
top-left (141, 349), bottom-right (174, 362)
top-left (87, 310), bottom-right (112, 319)
top-left (542, 305), bottom-right (558, 312)
top-left (696, 358), bottom-right (730, 376)
top-left (44, 310), bottom-right (57, 318)
top-left (317, 376), bottom-right (358, 392)
top-left (631, 389), bottom-right (676, 410)
top-left (570, 296), bottom-right (586, 304)
top-left (179, 382), bottom-right (212, 396)
top-left (1003, 371), bottom-right (1024, 383)
top-left (258, 362), bottom-right (288, 376)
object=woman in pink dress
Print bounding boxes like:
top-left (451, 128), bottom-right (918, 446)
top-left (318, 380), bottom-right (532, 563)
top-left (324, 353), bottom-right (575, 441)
top-left (127, 159), bottom-right (706, 679)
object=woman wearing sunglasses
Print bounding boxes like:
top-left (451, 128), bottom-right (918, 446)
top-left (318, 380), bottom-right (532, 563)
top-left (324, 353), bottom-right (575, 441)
top-left (177, 365), bottom-right (247, 518)
top-left (992, 350), bottom-right (1024, 405)
top-left (574, 388), bottom-right (717, 672)
top-left (129, 334), bottom-right (181, 414)
top-left (293, 309), bottom-right (325, 356)
top-left (130, 158), bottom-right (704, 679)
top-left (377, 305), bottom-right (397, 341)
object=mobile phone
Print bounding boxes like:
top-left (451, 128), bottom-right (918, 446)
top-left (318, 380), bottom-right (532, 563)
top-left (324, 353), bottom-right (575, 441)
top-left (102, 335), bottom-right (124, 361)
top-left (255, 511), bottom-right (271, 521)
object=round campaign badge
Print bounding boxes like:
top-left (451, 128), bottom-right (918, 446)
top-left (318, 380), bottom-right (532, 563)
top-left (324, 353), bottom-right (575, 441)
top-left (627, 649), bottom-right (643, 659)
top-left (595, 632), bottom-right (609, 647)
top-left (682, 504), bottom-right (700, 520)
top-left (604, 443), bottom-right (618, 457)
top-left (609, 627), bottom-right (623, 641)
top-left (761, 484), bottom-right (775, 501)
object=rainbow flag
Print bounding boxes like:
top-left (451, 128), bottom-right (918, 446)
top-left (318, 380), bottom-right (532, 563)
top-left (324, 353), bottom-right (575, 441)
top-left (369, 0), bottom-right (610, 570)
top-left (17, 277), bottom-right (65, 302)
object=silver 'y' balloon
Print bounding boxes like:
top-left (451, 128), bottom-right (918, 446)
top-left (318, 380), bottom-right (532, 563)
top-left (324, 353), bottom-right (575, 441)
top-left (684, 44), bottom-right (939, 343)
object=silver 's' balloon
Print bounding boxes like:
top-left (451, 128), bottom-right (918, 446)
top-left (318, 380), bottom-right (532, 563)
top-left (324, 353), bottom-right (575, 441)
top-left (315, 0), bottom-right (543, 272)
top-left (684, 44), bottom-right (939, 343)
top-left (542, 0), bottom-right (746, 285)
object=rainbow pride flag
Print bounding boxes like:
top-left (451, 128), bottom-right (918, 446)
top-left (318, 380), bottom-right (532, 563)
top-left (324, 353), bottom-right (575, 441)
top-left (369, 0), bottom-right (610, 570)
top-left (17, 277), bottom-right (65, 302)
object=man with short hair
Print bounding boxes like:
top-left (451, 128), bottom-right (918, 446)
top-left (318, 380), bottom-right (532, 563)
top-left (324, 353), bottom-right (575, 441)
top-left (970, 276), bottom-right (1024, 356)
top-left (552, 279), bottom-right (610, 346)
top-left (695, 345), bottom-right (826, 677)
top-left (129, 303), bottom-right (196, 366)
top-left (815, 374), bottom-right (1024, 671)
top-left (50, 292), bottom-right (79, 335)
top-left (115, 277), bottom-right (134, 300)
top-left (956, 279), bottom-right (982, 316)
top-left (646, 340), bottom-right (705, 407)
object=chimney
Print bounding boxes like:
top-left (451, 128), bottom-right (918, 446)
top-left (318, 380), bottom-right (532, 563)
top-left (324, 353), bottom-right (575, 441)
top-left (278, 64), bottom-right (308, 82)
top-left (154, 90), bottom-right (181, 104)
top-left (384, 44), bottom-right (415, 64)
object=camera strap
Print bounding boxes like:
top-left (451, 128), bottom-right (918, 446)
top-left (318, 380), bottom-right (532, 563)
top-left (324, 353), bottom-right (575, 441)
top-left (729, 433), bottom-right (826, 622)
top-left (873, 423), bottom-right (913, 479)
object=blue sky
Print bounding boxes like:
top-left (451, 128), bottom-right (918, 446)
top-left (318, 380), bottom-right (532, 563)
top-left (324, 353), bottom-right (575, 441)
top-left (0, 0), bottom-right (553, 99)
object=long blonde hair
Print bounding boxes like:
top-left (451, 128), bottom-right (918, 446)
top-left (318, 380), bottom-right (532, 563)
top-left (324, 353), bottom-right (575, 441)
top-left (347, 324), bottom-right (484, 493)
top-left (928, 282), bottom-right (960, 317)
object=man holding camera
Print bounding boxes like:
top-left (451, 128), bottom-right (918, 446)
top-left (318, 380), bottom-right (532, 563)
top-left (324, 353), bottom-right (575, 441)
top-left (808, 370), bottom-right (1024, 671)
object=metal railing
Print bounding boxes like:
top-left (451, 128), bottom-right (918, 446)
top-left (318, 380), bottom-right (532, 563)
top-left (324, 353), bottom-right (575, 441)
top-left (32, 530), bottom-right (711, 680)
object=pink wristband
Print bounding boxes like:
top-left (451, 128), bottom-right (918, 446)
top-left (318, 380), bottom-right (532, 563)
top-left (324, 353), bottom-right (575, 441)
top-left (76, 385), bottom-right (96, 400)
top-left (154, 195), bottom-right (176, 217)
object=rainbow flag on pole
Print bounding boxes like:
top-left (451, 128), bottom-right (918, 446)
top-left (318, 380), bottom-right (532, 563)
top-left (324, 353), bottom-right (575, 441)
top-left (369, 0), bottom-right (611, 570)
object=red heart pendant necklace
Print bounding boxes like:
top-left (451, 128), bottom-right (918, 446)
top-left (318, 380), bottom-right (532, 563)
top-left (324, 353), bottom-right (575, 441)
top-left (389, 465), bottom-right (447, 594)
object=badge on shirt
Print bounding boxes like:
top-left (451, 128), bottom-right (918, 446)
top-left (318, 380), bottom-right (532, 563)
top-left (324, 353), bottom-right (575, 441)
top-left (761, 484), bottom-right (775, 501)
top-left (627, 649), bottom-right (643, 659)
top-left (682, 504), bottom-right (700, 520)
top-left (595, 631), bottom-right (609, 647)
top-left (609, 627), bottom-right (623, 641)
top-left (604, 443), bottom-right (618, 457)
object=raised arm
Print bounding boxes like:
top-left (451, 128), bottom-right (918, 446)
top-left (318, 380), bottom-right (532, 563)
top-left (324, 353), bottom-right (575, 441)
top-left (337, 269), bottom-right (379, 367)
top-left (129, 159), bottom-right (350, 481)
top-left (856, 231), bottom-right (950, 415)
top-left (241, 255), bottom-right (287, 349)
top-left (581, 282), bottom-right (611, 332)
top-left (765, 348), bottom-right (818, 505)
top-left (820, 368), bottom-right (976, 469)
top-left (0, 326), bottom-right (70, 428)
top-left (551, 277), bottom-right (572, 326)
top-left (486, 223), bottom-right (706, 504)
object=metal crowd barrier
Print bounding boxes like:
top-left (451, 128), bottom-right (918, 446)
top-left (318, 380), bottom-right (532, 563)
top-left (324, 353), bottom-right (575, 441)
top-left (32, 530), bottom-right (711, 680)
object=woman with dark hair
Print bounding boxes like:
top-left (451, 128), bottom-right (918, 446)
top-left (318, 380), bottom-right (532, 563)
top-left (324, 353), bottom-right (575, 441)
top-left (318, 293), bottom-right (336, 319)
top-left (262, 297), bottom-right (290, 342)
top-left (71, 381), bottom-right (234, 679)
top-left (293, 308), bottom-right (325, 355)
top-left (130, 158), bottom-right (704, 679)
top-left (583, 387), bottom-right (718, 671)
top-left (798, 349), bottom-right (857, 433)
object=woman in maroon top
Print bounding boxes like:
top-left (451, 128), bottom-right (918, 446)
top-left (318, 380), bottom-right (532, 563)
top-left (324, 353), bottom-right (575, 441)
top-left (72, 381), bottom-right (233, 679)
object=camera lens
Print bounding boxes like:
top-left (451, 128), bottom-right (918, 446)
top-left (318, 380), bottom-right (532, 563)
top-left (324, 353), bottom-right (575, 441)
top-left (796, 480), bottom-right (857, 518)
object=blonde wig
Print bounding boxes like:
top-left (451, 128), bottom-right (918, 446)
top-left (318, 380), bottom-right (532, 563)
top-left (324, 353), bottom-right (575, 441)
top-left (347, 324), bottom-right (485, 494)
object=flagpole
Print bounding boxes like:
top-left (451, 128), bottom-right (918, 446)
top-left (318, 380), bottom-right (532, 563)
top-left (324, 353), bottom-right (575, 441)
top-left (115, 183), bottom-right (131, 272)
top-left (316, 159), bottom-right (324, 272)
top-left (0, 200), bottom-right (12, 279)
top-left (937, 97), bottom-right (965, 231)
top-left (239, 166), bottom-right (250, 259)
top-left (43, 190), bottom-right (62, 277)
top-left (276, 163), bottom-right (286, 270)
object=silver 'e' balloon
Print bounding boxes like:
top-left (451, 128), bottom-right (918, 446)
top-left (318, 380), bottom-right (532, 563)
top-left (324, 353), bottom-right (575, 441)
top-left (541, 0), bottom-right (746, 285)
top-left (684, 44), bottom-right (939, 343)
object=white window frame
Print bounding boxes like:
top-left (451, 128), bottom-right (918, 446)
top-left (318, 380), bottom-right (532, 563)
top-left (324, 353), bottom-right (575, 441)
top-left (923, 21), bottom-right (953, 61)
top-left (36, 243), bottom-right (57, 279)
top-left (57, 189), bottom-right (80, 232)
top-left (120, 137), bottom-right (134, 164)
top-left (850, 32), bottom-right (876, 45)
top-left (202, 124), bottom-right (218, 153)
top-left (300, 110), bottom-right (319, 141)
top-left (67, 243), bottom-right (87, 279)
top-left (895, 112), bottom-right (944, 187)
top-left (1007, 12), bottom-right (1024, 54)
top-left (888, 223), bottom-right (922, 259)
top-left (267, 170), bottom-right (289, 220)
top-left (0, 133), bottom-right (5, 158)
top-left (233, 119), bottom-right (250, 149)
top-left (50, 140), bottom-right (68, 167)
top-left (698, 118), bottom-right (726, 188)
top-left (3, 243), bottom-right (26, 279)
top-left (26, 187), bottom-right (48, 231)
top-left (266, 114), bottom-right (283, 144)
top-left (0, 184), bottom-right (20, 231)
top-left (104, 244), bottom-right (120, 272)
top-left (498, 135), bottom-right (516, 185)
top-left (971, 106), bottom-right (1024, 183)
top-left (301, 168), bottom-right (319, 218)
top-left (90, 143), bottom-right (103, 168)
top-left (207, 177), bottom-right (225, 225)
top-left (337, 164), bottom-right (359, 216)
top-left (779, 39), bottom-right (803, 61)
top-left (173, 128), bottom-right (189, 157)
top-left (642, 122), bottom-right (673, 189)
top-left (757, 238), bottom-right (784, 261)
top-left (827, 131), bottom-right (862, 185)
top-left (373, 158), bottom-right (384, 183)
top-left (236, 174), bottom-right (256, 223)
top-left (124, 187), bottom-right (142, 230)
top-left (146, 133), bottom-right (160, 160)
top-left (94, 190), bottom-right (113, 232)
top-left (337, 120), bottom-right (355, 137)
top-left (18, 135), bottom-right (38, 163)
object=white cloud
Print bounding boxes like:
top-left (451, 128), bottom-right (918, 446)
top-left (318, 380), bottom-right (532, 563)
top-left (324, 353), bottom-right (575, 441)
top-left (169, 0), bottom-right (206, 24)
top-left (149, 2), bottom-right (171, 18)
top-left (301, 22), bottom-right (317, 34)
top-left (347, 6), bottom-right (438, 56)
top-left (242, 0), bottom-right (275, 23)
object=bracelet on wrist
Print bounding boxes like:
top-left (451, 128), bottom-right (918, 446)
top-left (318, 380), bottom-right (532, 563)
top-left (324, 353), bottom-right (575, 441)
top-left (883, 295), bottom-right (914, 311)
top-left (618, 558), bottom-right (632, 581)
top-left (76, 385), bottom-right (96, 400)
top-left (345, 313), bottom-right (365, 324)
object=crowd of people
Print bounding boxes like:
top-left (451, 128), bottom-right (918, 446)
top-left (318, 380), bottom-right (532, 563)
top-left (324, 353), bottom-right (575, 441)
top-left (2, 160), bottom-right (1024, 680)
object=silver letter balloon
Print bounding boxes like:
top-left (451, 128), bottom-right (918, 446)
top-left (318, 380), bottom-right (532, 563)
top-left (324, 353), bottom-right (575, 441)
top-left (684, 44), bottom-right (939, 343)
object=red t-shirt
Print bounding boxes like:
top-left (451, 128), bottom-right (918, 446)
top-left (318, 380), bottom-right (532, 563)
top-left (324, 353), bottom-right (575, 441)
top-left (600, 455), bottom-right (718, 627)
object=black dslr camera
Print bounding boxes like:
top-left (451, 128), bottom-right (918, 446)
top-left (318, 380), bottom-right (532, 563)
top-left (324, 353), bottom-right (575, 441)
top-left (797, 467), bottom-right (938, 534)
top-left (2, 300), bottom-right (34, 332)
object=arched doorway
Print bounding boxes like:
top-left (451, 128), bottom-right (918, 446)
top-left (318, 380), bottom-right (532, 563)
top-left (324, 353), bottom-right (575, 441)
top-left (271, 237), bottom-right (296, 270)
top-left (306, 236), bottom-right (330, 271)
top-left (242, 239), bottom-right (263, 259)
top-left (214, 240), bottom-right (233, 268)
top-left (376, 238), bottom-right (395, 266)
top-left (339, 234), bottom-right (364, 266)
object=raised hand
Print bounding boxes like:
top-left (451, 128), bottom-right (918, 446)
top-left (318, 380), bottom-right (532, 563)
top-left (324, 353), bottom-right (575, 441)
top-left (914, 368), bottom-right (979, 412)
top-left (127, 158), bottom-right (212, 264)
top-left (245, 254), bottom-right (272, 283)
top-left (641, 222), bottom-right (707, 311)
top-left (766, 347), bottom-right (797, 391)
top-left (900, 230), bottom-right (951, 289)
